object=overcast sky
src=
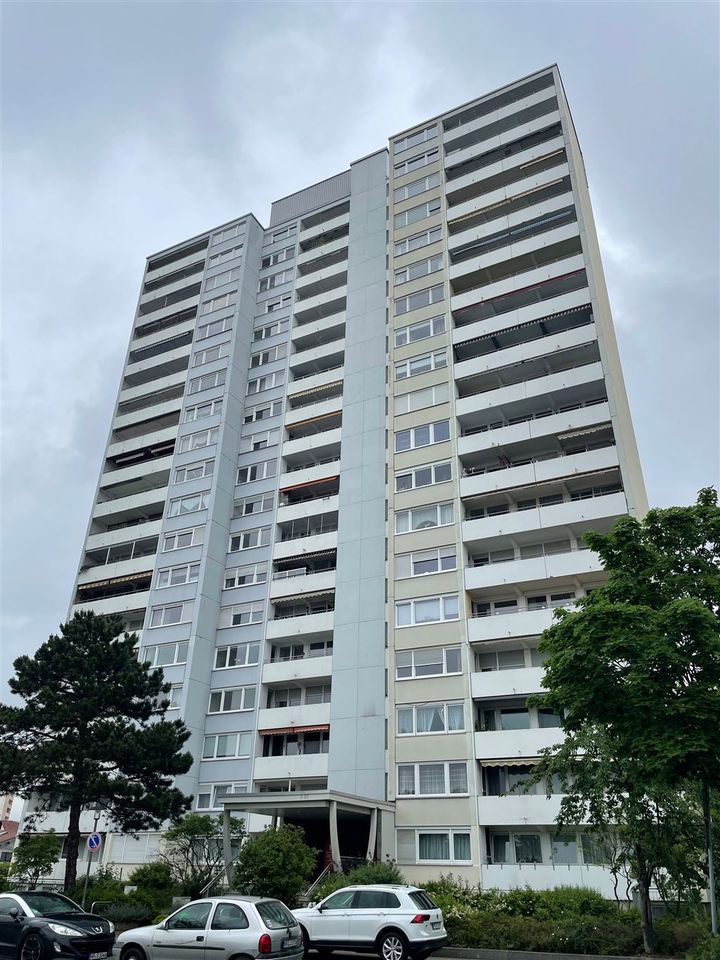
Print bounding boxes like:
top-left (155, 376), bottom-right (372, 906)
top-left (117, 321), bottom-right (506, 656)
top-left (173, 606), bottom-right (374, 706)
top-left (1, 0), bottom-right (718, 689)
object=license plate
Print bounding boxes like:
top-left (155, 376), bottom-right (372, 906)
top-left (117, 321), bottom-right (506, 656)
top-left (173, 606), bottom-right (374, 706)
top-left (89, 953), bottom-right (108, 959)
top-left (431, 922), bottom-right (441, 930)
top-left (282, 938), bottom-right (300, 949)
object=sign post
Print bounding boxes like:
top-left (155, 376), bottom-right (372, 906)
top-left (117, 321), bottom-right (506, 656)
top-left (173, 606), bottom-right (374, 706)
top-left (81, 819), bottom-right (102, 911)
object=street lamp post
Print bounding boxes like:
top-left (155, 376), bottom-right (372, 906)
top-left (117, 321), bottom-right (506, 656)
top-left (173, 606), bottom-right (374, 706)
top-left (80, 810), bottom-right (102, 911)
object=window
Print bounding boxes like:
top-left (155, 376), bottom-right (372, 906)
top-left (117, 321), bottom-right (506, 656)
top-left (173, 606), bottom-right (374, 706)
top-left (394, 226), bottom-right (443, 258)
top-left (162, 526), bottom-right (204, 552)
top-left (197, 782), bottom-right (249, 810)
top-left (394, 148), bottom-right (439, 177)
top-left (261, 245), bottom-right (295, 268)
top-left (397, 701), bottom-right (464, 735)
top-left (193, 343), bottom-right (230, 366)
top-left (188, 369), bottom-right (226, 394)
top-left (208, 244), bottom-right (243, 266)
top-left (244, 400), bottom-right (283, 424)
top-left (395, 645), bottom-right (461, 680)
top-left (148, 602), bottom-right (193, 628)
top-left (237, 459), bottom-right (277, 484)
top-left (229, 526), bottom-right (271, 552)
top-left (143, 640), bottom-right (189, 665)
top-left (202, 732), bottom-right (252, 759)
top-left (394, 314), bottom-right (445, 347)
top-left (247, 370), bottom-right (285, 395)
top-left (212, 903), bottom-right (249, 930)
top-left (394, 254), bottom-right (443, 287)
top-left (393, 172), bottom-right (441, 203)
top-left (168, 492), bottom-right (209, 517)
top-left (179, 428), bottom-right (219, 453)
top-left (395, 545), bottom-right (457, 579)
top-left (218, 601), bottom-right (265, 627)
top-left (167, 902), bottom-right (212, 931)
top-left (395, 500), bottom-right (454, 533)
top-left (232, 493), bottom-right (274, 518)
top-left (395, 419), bottom-right (450, 454)
top-left (184, 398), bottom-right (223, 423)
top-left (208, 686), bottom-right (256, 713)
top-left (240, 429), bottom-right (279, 453)
top-left (156, 563), bottom-right (200, 588)
top-left (552, 833), bottom-right (579, 865)
top-left (394, 123), bottom-right (438, 153)
top-left (174, 458), bottom-right (215, 484)
top-left (321, 890), bottom-right (355, 911)
top-left (394, 282), bottom-right (444, 316)
top-left (215, 643), bottom-right (261, 669)
top-left (212, 223), bottom-right (244, 245)
top-left (476, 649), bottom-right (526, 672)
top-left (395, 460), bottom-right (451, 492)
top-left (197, 315), bottom-right (233, 340)
top-left (258, 268), bottom-right (293, 292)
top-left (200, 292), bottom-right (236, 315)
top-left (483, 763), bottom-right (535, 797)
top-left (396, 594), bottom-right (459, 627)
top-left (254, 319), bottom-right (289, 341)
top-left (397, 761), bottom-right (468, 796)
top-left (205, 267), bottom-right (240, 291)
top-left (394, 383), bottom-right (448, 416)
top-left (394, 199), bottom-right (441, 231)
top-left (489, 831), bottom-right (543, 864)
top-left (250, 344), bottom-right (287, 367)
top-left (265, 294), bottom-right (292, 313)
top-left (397, 829), bottom-right (471, 864)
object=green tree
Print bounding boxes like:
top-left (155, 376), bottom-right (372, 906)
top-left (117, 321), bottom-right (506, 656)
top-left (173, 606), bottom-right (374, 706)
top-left (127, 860), bottom-right (176, 892)
top-left (159, 813), bottom-right (245, 898)
top-left (9, 832), bottom-right (62, 889)
top-left (530, 489), bottom-right (720, 953)
top-left (233, 824), bottom-right (317, 907)
top-left (0, 611), bottom-right (194, 891)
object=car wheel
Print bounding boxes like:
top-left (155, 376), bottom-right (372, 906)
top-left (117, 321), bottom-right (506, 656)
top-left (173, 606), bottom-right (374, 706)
top-left (20, 934), bottom-right (46, 960)
top-left (299, 926), bottom-right (310, 955)
top-left (378, 931), bottom-right (408, 960)
top-left (121, 946), bottom-right (148, 960)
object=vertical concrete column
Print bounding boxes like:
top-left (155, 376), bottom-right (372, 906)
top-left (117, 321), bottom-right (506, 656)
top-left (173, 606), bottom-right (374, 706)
top-left (328, 149), bottom-right (389, 802)
top-left (223, 807), bottom-right (233, 886)
top-left (329, 800), bottom-right (341, 866)
top-left (366, 807), bottom-right (378, 861)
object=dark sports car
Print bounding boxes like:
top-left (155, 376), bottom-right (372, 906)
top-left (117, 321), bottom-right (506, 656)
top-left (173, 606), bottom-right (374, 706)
top-left (0, 891), bottom-right (115, 960)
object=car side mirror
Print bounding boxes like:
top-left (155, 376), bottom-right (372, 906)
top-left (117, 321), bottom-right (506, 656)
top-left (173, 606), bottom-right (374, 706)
top-left (308, 902), bottom-right (316, 909)
top-left (9, 907), bottom-right (20, 921)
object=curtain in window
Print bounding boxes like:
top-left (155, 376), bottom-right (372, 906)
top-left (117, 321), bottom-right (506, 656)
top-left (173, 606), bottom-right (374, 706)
top-left (398, 766), bottom-right (416, 795)
top-left (418, 764), bottom-right (445, 794)
top-left (448, 763), bottom-right (468, 793)
top-left (397, 709), bottom-right (414, 735)
top-left (453, 833), bottom-right (471, 861)
top-left (416, 705), bottom-right (444, 733)
top-left (419, 833), bottom-right (450, 860)
top-left (514, 834), bottom-right (542, 863)
top-left (447, 703), bottom-right (464, 730)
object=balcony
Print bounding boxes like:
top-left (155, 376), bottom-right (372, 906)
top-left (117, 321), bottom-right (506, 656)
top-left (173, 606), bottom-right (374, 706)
top-left (295, 261), bottom-right (348, 298)
top-left (293, 290), bottom-right (347, 326)
top-left (282, 426), bottom-right (342, 463)
top-left (445, 115), bottom-right (562, 180)
top-left (458, 400), bottom-right (612, 459)
top-left (285, 394), bottom-right (342, 428)
top-left (253, 753), bottom-right (329, 781)
top-left (290, 340), bottom-right (345, 378)
top-left (482, 864), bottom-right (617, 897)
top-left (276, 494), bottom-right (340, 526)
top-left (297, 236), bottom-right (349, 271)
top-left (266, 610), bottom-right (335, 641)
top-left (465, 549), bottom-right (603, 593)
top-left (299, 210), bottom-right (350, 243)
top-left (257, 702), bottom-right (331, 733)
top-left (477, 793), bottom-right (563, 826)
top-left (72, 590), bottom-right (151, 618)
top-left (85, 519), bottom-right (164, 553)
top-left (444, 89), bottom-right (559, 152)
top-left (106, 425), bottom-right (178, 463)
top-left (468, 607), bottom-right (555, 642)
top-left (460, 445), bottom-right (620, 499)
top-left (123, 345), bottom-right (192, 389)
top-left (99, 453), bottom-right (174, 488)
top-left (292, 312), bottom-right (346, 350)
top-left (287, 367), bottom-right (344, 400)
top-left (462, 489), bottom-right (628, 544)
top-left (77, 552), bottom-right (157, 586)
top-left (474, 728), bottom-right (564, 761)
top-left (262, 653), bottom-right (333, 686)
top-left (278, 459), bottom-right (342, 490)
top-left (471, 667), bottom-right (545, 701)
top-left (270, 568), bottom-right (336, 600)
top-left (113, 396), bottom-right (183, 433)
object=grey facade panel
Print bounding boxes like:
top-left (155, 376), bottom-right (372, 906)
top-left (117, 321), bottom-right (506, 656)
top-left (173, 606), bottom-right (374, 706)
top-left (269, 171), bottom-right (351, 227)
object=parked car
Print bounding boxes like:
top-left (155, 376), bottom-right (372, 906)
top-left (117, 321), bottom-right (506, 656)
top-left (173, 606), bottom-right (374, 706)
top-left (0, 890), bottom-right (115, 960)
top-left (293, 884), bottom-right (447, 960)
top-left (113, 895), bottom-right (304, 960)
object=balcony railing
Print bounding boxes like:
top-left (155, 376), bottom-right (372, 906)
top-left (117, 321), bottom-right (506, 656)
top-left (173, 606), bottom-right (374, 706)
top-left (470, 543), bottom-right (590, 568)
top-left (472, 599), bottom-right (576, 618)
top-left (465, 484), bottom-right (623, 522)
top-left (273, 604), bottom-right (335, 620)
top-left (279, 524), bottom-right (338, 543)
top-left (461, 397), bottom-right (607, 438)
top-left (460, 358), bottom-right (598, 399)
top-left (462, 439), bottom-right (614, 477)
top-left (292, 363), bottom-right (344, 382)
top-left (285, 456), bottom-right (341, 474)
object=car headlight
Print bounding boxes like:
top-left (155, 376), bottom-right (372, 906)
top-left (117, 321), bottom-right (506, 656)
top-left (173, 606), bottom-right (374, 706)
top-left (48, 922), bottom-right (85, 936)
top-left (106, 921), bottom-right (115, 933)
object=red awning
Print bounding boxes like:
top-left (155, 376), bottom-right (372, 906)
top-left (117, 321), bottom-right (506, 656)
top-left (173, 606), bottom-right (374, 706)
top-left (259, 724), bottom-right (330, 736)
top-left (280, 475), bottom-right (339, 494)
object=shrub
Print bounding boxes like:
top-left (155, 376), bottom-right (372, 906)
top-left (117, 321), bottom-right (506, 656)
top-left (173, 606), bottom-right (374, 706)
top-left (68, 864), bottom-right (125, 906)
top-left (687, 935), bottom-right (720, 960)
top-left (313, 860), bottom-right (405, 901)
top-left (233, 824), bottom-right (317, 908)
top-left (100, 897), bottom-right (156, 929)
top-left (654, 918), bottom-right (709, 957)
top-left (127, 860), bottom-right (175, 891)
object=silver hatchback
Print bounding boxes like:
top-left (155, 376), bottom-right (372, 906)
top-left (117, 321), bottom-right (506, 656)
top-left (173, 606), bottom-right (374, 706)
top-left (113, 896), bottom-right (304, 960)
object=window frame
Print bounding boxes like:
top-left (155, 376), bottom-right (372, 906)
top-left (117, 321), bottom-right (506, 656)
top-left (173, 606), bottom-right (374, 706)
top-left (396, 760), bottom-right (469, 797)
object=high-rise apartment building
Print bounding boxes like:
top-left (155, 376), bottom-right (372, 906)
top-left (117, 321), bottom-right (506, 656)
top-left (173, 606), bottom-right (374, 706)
top-left (31, 66), bottom-right (647, 893)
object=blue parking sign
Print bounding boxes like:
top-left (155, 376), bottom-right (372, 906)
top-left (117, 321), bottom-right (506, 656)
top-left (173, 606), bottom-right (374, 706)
top-left (87, 832), bottom-right (102, 851)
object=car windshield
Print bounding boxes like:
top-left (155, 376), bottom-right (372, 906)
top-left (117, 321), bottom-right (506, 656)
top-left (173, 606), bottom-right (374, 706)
top-left (256, 900), bottom-right (297, 929)
top-left (409, 891), bottom-right (438, 911)
top-left (21, 893), bottom-right (84, 916)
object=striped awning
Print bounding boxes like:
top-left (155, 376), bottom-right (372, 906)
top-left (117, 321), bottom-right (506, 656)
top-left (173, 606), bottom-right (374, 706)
top-left (288, 380), bottom-right (342, 401)
top-left (259, 724), bottom-right (330, 736)
top-left (275, 590), bottom-right (335, 605)
top-left (557, 423), bottom-right (610, 441)
top-left (479, 758), bottom-right (540, 768)
top-left (455, 303), bottom-right (592, 353)
top-left (77, 571), bottom-right (152, 591)
top-left (280, 476), bottom-right (339, 494)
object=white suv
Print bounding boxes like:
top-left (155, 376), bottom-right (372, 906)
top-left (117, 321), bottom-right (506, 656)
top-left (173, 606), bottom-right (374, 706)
top-left (293, 884), bottom-right (447, 960)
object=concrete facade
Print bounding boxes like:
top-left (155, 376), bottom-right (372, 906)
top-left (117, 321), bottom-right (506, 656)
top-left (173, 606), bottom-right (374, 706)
top-left (26, 66), bottom-right (646, 894)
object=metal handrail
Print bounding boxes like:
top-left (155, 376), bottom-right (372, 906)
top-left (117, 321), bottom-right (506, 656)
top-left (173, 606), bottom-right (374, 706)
top-left (303, 863), bottom-right (335, 901)
top-left (198, 849), bottom-right (245, 898)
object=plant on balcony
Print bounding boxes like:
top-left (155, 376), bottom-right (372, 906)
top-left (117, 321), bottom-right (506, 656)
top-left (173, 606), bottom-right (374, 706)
top-left (527, 487), bottom-right (720, 953)
top-left (0, 610), bottom-right (194, 891)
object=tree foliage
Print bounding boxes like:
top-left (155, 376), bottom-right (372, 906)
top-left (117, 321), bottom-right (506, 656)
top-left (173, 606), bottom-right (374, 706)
top-left (233, 824), bottom-right (317, 907)
top-left (159, 813), bottom-right (245, 898)
top-left (9, 832), bottom-right (63, 889)
top-left (0, 611), bottom-right (194, 891)
top-left (530, 488), bottom-right (720, 953)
